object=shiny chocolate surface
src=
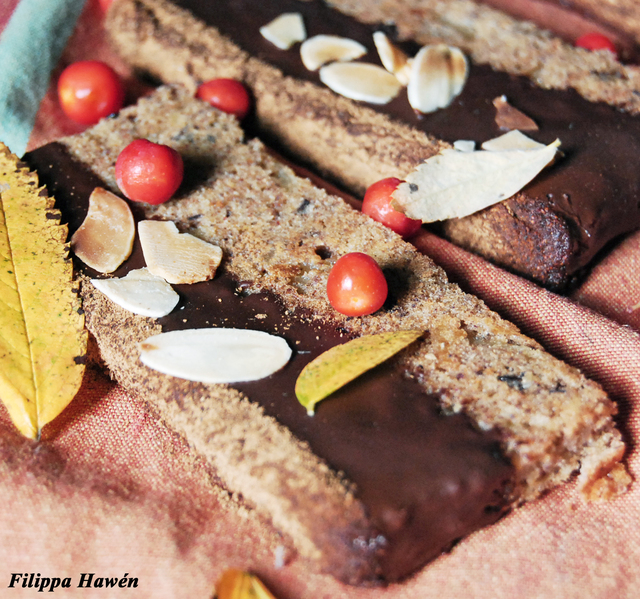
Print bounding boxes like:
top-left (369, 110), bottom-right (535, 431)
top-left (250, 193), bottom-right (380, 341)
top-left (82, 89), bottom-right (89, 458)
top-left (176, 0), bottom-right (640, 279)
top-left (25, 142), bottom-right (513, 583)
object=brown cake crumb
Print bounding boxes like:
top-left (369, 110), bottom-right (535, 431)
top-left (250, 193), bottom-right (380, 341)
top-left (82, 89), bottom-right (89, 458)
top-left (53, 87), bottom-right (629, 578)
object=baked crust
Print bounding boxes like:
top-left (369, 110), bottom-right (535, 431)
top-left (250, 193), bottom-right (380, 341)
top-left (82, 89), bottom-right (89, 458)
top-left (104, 0), bottom-right (640, 288)
top-left (40, 86), bottom-right (629, 582)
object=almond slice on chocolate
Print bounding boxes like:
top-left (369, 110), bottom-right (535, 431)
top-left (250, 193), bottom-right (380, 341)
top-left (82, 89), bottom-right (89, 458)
top-left (373, 31), bottom-right (412, 85)
top-left (259, 12), bottom-right (306, 50)
top-left (453, 139), bottom-right (476, 152)
top-left (138, 220), bottom-right (222, 284)
top-left (70, 187), bottom-right (135, 274)
top-left (407, 44), bottom-right (468, 114)
top-left (493, 95), bottom-right (538, 131)
top-left (139, 328), bottom-right (292, 384)
top-left (319, 62), bottom-right (402, 104)
top-left (91, 268), bottom-right (180, 318)
top-left (300, 34), bottom-right (367, 71)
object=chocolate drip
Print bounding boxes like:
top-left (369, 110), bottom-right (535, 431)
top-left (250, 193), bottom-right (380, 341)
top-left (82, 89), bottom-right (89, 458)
top-left (25, 143), bottom-right (513, 582)
top-left (176, 0), bottom-right (640, 279)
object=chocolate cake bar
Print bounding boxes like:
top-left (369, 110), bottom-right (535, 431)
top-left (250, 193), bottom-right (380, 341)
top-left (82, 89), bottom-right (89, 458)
top-left (24, 86), bottom-right (629, 584)
top-left (105, 0), bottom-right (640, 288)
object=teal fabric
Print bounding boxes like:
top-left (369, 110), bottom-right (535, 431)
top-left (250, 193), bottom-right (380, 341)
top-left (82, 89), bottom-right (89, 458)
top-left (0, 0), bottom-right (87, 156)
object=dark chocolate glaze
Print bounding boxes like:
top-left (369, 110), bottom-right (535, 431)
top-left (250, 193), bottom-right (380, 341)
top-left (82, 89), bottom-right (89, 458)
top-left (25, 142), bottom-right (514, 583)
top-left (176, 0), bottom-right (640, 279)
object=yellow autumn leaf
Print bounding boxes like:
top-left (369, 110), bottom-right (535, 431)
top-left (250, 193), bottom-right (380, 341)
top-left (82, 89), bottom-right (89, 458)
top-left (216, 569), bottom-right (277, 599)
top-left (0, 143), bottom-right (87, 439)
top-left (295, 330), bottom-right (423, 415)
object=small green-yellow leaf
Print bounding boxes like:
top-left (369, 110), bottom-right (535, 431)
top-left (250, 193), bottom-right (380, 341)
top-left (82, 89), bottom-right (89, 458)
top-left (216, 569), bottom-right (277, 599)
top-left (295, 330), bottom-right (423, 415)
top-left (0, 143), bottom-right (87, 439)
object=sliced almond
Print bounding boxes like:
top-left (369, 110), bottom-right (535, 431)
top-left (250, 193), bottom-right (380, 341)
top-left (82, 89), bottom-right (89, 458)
top-left (407, 44), bottom-right (468, 114)
top-left (481, 130), bottom-right (546, 152)
top-left (138, 220), bottom-right (222, 284)
top-left (493, 95), bottom-right (538, 131)
top-left (319, 62), bottom-right (402, 104)
top-left (259, 12), bottom-right (306, 50)
top-left (373, 31), bottom-right (412, 85)
top-left (139, 328), bottom-right (292, 384)
top-left (300, 34), bottom-right (367, 71)
top-left (91, 268), bottom-right (180, 318)
top-left (70, 187), bottom-right (134, 274)
top-left (453, 139), bottom-right (476, 152)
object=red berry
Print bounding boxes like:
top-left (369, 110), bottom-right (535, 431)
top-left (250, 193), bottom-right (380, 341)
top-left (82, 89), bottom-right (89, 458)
top-left (115, 139), bottom-right (184, 205)
top-left (196, 79), bottom-right (251, 119)
top-left (327, 253), bottom-right (388, 316)
top-left (362, 177), bottom-right (422, 239)
top-left (575, 32), bottom-right (617, 57)
top-left (57, 60), bottom-right (125, 125)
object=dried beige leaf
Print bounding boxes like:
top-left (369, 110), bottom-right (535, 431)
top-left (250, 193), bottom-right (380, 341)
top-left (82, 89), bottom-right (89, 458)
top-left (300, 34), bottom-right (366, 70)
top-left (319, 61), bottom-right (402, 104)
top-left (216, 569), bottom-right (277, 599)
top-left (139, 328), bottom-right (292, 384)
top-left (259, 12), bottom-right (306, 50)
top-left (70, 187), bottom-right (134, 273)
top-left (392, 140), bottom-right (561, 222)
top-left (138, 220), bottom-right (222, 284)
top-left (373, 31), bottom-right (412, 85)
top-left (481, 130), bottom-right (546, 152)
top-left (295, 330), bottom-right (423, 415)
top-left (493, 95), bottom-right (538, 131)
top-left (407, 44), bottom-right (468, 113)
top-left (91, 268), bottom-right (180, 318)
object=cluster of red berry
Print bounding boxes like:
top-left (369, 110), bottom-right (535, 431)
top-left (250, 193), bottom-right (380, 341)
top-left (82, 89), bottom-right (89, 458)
top-left (55, 26), bottom-right (617, 318)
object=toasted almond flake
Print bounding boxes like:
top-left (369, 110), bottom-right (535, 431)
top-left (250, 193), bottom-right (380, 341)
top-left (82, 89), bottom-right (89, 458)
top-left (453, 139), bottom-right (476, 152)
top-left (493, 95), bottom-right (538, 131)
top-left (481, 130), bottom-right (546, 152)
top-left (259, 12), bottom-right (306, 50)
top-left (407, 44), bottom-right (468, 114)
top-left (319, 62), bottom-right (402, 104)
top-left (138, 220), bottom-right (222, 284)
top-left (139, 328), bottom-right (292, 384)
top-left (391, 140), bottom-right (561, 222)
top-left (373, 31), bottom-right (411, 85)
top-left (70, 187), bottom-right (134, 274)
top-left (91, 268), bottom-right (180, 318)
top-left (300, 34), bottom-right (367, 71)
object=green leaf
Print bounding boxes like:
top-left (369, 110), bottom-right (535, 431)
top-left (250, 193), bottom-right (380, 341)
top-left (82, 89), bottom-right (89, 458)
top-left (295, 330), bottom-right (423, 415)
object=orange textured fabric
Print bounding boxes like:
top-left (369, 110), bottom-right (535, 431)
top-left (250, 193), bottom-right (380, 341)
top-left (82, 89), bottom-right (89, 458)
top-left (2, 1), bottom-right (640, 597)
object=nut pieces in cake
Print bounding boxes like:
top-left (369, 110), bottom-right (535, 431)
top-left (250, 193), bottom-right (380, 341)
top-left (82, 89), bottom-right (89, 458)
top-left (91, 268), bottom-right (180, 318)
top-left (70, 187), bottom-right (135, 273)
top-left (259, 12), bottom-right (306, 50)
top-left (300, 34), bottom-right (367, 70)
top-left (139, 328), bottom-right (292, 384)
top-left (319, 62), bottom-right (403, 104)
top-left (407, 44), bottom-right (468, 114)
top-left (138, 220), bottom-right (223, 285)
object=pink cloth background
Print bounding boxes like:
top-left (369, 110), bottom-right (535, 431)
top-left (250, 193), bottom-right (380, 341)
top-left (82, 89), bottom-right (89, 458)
top-left (1, 1), bottom-right (640, 596)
